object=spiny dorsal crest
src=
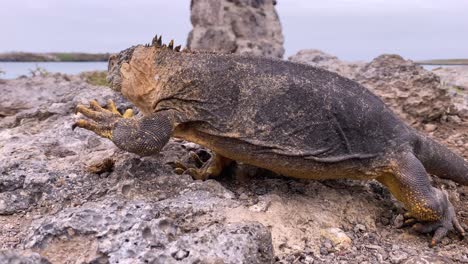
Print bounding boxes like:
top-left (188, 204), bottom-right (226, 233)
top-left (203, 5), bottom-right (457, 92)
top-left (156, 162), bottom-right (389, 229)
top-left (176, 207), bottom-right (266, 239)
top-left (149, 34), bottom-right (183, 52)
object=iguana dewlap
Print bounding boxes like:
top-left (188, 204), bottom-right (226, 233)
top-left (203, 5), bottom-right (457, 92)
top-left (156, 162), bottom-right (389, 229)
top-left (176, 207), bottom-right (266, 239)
top-left (74, 36), bottom-right (468, 246)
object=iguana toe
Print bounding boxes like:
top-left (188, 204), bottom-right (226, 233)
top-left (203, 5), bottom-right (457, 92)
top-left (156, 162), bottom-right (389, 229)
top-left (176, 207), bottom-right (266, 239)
top-left (402, 218), bottom-right (417, 227)
top-left (72, 119), bottom-right (110, 137)
top-left (170, 161), bottom-right (190, 175)
top-left (169, 153), bottom-right (213, 180)
top-left (410, 192), bottom-right (465, 247)
top-left (404, 212), bottom-right (414, 219)
top-left (73, 99), bottom-right (133, 139)
top-left (189, 151), bottom-right (204, 167)
top-left (400, 212), bottom-right (418, 227)
top-left (169, 152), bottom-right (232, 181)
top-left (104, 99), bottom-right (120, 114)
top-left (122, 109), bottom-right (134, 118)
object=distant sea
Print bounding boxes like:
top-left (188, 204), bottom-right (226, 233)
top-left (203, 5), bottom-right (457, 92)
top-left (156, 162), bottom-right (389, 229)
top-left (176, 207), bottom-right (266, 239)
top-left (420, 65), bottom-right (464, 71)
top-left (0, 61), bottom-right (462, 80)
top-left (0, 62), bottom-right (107, 79)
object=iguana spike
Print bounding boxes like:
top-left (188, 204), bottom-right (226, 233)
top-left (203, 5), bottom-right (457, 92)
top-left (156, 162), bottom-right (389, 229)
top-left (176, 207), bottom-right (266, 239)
top-left (152, 34), bottom-right (159, 46)
top-left (174, 45), bottom-right (181, 52)
top-left (157, 36), bottom-right (162, 46)
top-left (168, 40), bottom-right (174, 50)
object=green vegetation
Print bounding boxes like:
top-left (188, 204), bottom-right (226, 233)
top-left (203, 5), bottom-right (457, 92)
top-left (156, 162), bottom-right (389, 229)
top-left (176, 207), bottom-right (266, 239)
top-left (0, 52), bottom-right (110, 62)
top-left (80, 71), bottom-right (109, 86)
top-left (53, 52), bottom-right (110, 62)
top-left (416, 59), bottom-right (468, 65)
top-left (54, 53), bottom-right (76, 61)
top-left (451, 85), bottom-right (465, 94)
top-left (29, 66), bottom-right (49, 77)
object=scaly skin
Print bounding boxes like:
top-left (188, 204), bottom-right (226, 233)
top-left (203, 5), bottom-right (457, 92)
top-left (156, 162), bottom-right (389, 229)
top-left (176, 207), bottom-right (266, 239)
top-left (74, 35), bottom-right (468, 246)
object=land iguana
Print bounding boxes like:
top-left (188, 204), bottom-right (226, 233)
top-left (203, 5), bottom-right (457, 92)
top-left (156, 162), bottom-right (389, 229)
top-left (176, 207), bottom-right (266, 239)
top-left (73, 35), bottom-right (467, 246)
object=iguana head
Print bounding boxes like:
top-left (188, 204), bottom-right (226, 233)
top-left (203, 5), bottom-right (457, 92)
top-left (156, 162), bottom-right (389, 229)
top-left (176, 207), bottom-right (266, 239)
top-left (107, 35), bottom-right (181, 92)
top-left (107, 46), bottom-right (135, 92)
top-left (106, 35), bottom-right (183, 114)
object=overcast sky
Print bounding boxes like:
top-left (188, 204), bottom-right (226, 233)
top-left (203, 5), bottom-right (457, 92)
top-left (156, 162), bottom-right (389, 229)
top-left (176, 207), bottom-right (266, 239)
top-left (1, 0), bottom-right (467, 61)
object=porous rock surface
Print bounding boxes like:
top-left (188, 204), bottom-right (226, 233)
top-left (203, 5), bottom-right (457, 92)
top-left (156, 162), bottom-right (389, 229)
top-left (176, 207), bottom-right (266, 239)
top-left (0, 250), bottom-right (50, 264)
top-left (0, 75), bottom-right (273, 263)
top-left (289, 50), bottom-right (457, 124)
top-left (187, 0), bottom-right (284, 58)
top-left (0, 75), bottom-right (467, 263)
top-left (432, 66), bottom-right (468, 118)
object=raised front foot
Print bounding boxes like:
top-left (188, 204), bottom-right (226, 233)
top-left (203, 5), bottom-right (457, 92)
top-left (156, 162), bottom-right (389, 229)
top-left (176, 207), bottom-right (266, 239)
top-left (173, 152), bottom-right (232, 180)
top-left (73, 99), bottom-right (134, 138)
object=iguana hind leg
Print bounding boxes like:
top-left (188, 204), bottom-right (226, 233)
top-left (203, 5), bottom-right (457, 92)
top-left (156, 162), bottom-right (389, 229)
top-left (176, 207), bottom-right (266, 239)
top-left (377, 151), bottom-right (464, 246)
top-left (173, 152), bottom-right (233, 180)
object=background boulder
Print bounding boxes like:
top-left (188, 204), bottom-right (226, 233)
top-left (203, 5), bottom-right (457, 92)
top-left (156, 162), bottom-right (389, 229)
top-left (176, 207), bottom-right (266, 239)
top-left (187, 0), bottom-right (284, 58)
top-left (290, 50), bottom-right (457, 124)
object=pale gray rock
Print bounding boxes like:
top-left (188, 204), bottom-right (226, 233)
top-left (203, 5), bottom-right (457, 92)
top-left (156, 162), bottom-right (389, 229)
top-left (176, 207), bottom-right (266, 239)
top-left (0, 251), bottom-right (50, 264)
top-left (432, 66), bottom-right (468, 90)
top-left (188, 0), bottom-right (284, 58)
top-left (355, 54), bottom-right (452, 123)
top-left (402, 255), bottom-right (452, 264)
top-left (289, 49), bottom-right (364, 80)
top-left (24, 196), bottom-right (272, 264)
top-left (432, 66), bottom-right (468, 118)
top-left (0, 76), bottom-right (125, 215)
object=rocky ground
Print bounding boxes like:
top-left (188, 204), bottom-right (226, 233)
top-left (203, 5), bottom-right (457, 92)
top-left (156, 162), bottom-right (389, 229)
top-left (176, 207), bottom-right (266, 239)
top-left (0, 61), bottom-right (467, 263)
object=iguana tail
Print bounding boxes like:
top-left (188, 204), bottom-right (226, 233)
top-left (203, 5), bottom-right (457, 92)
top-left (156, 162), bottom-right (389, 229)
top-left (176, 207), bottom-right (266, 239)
top-left (413, 134), bottom-right (468, 185)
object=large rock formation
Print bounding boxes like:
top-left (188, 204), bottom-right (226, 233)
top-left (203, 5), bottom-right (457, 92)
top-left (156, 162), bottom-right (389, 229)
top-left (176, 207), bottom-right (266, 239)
top-left (289, 50), bottom-right (455, 124)
top-left (356, 54), bottom-right (452, 123)
top-left (288, 49), bottom-right (364, 80)
top-left (187, 0), bottom-right (284, 58)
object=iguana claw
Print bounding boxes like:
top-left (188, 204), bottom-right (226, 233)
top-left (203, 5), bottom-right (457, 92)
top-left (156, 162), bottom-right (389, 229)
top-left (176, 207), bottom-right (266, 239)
top-left (411, 193), bottom-right (465, 247)
top-left (73, 99), bottom-right (133, 139)
top-left (399, 190), bottom-right (465, 246)
top-left (171, 152), bottom-right (232, 180)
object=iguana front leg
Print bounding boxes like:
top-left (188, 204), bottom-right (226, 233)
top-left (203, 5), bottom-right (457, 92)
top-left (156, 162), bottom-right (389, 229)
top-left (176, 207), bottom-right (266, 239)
top-left (73, 99), bottom-right (173, 156)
